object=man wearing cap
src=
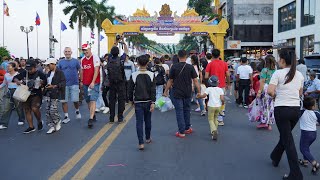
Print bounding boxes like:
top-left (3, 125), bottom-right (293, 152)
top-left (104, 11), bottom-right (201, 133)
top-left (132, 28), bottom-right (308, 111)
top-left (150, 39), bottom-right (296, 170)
top-left (43, 58), bottom-right (66, 134)
top-left (58, 47), bottom-right (82, 123)
top-left (80, 44), bottom-right (100, 128)
top-left (13, 60), bottom-right (47, 134)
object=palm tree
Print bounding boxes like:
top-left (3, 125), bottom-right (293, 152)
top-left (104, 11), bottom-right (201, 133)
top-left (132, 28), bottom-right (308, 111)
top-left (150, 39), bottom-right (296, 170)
top-left (48, 0), bottom-right (53, 57)
top-left (93, 0), bottom-right (115, 57)
top-left (60, 0), bottom-right (96, 52)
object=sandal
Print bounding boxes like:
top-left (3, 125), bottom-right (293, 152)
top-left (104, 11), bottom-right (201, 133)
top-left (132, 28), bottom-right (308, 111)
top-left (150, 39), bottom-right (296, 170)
top-left (311, 162), bottom-right (320, 174)
top-left (138, 144), bottom-right (144, 151)
top-left (299, 159), bottom-right (308, 167)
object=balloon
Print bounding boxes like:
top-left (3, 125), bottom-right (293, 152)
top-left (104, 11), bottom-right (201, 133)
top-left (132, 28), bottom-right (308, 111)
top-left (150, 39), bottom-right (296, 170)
top-left (113, 19), bottom-right (119, 25)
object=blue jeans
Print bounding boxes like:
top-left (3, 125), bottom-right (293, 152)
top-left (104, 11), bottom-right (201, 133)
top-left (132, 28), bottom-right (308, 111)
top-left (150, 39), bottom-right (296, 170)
top-left (173, 97), bottom-right (191, 134)
top-left (135, 102), bottom-right (152, 145)
top-left (156, 85), bottom-right (163, 100)
top-left (300, 130), bottom-right (317, 163)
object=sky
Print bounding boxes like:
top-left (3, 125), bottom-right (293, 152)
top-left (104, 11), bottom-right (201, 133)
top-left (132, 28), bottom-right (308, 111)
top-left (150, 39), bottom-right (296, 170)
top-left (0, 0), bottom-right (189, 59)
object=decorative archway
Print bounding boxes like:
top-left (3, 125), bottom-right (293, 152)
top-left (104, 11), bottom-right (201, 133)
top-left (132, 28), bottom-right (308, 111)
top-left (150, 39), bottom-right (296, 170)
top-left (101, 4), bottom-right (229, 58)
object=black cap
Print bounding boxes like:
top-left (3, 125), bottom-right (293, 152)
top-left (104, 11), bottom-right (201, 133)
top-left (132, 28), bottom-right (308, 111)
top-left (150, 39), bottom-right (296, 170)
top-left (26, 60), bottom-right (37, 70)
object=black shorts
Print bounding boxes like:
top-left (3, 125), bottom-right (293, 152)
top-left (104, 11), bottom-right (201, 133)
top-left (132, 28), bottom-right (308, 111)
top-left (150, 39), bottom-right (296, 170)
top-left (23, 95), bottom-right (42, 111)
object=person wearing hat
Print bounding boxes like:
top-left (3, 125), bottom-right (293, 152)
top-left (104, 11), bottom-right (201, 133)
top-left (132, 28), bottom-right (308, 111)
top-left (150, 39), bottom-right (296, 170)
top-left (80, 43), bottom-right (101, 128)
top-left (197, 76), bottom-right (225, 140)
top-left (13, 60), bottom-right (47, 134)
top-left (43, 58), bottom-right (66, 134)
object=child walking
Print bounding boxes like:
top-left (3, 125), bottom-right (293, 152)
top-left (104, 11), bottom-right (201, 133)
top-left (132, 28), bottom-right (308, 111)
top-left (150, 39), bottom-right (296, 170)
top-left (128, 55), bottom-right (156, 150)
top-left (299, 96), bottom-right (320, 174)
top-left (198, 76), bottom-right (224, 140)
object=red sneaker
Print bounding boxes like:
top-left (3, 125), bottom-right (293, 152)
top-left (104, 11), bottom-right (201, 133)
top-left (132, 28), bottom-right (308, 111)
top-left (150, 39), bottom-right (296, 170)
top-left (257, 123), bottom-right (268, 129)
top-left (175, 132), bottom-right (186, 138)
top-left (185, 128), bottom-right (193, 134)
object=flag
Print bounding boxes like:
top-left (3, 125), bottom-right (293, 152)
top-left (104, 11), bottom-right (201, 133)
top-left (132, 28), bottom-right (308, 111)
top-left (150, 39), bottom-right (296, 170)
top-left (61, 21), bottom-right (67, 31)
top-left (35, 12), bottom-right (41, 26)
top-left (3, 1), bottom-right (9, 16)
top-left (100, 35), bottom-right (104, 41)
top-left (91, 32), bottom-right (95, 39)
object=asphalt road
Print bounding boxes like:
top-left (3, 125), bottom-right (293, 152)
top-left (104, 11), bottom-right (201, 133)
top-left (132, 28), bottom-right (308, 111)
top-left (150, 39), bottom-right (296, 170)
top-left (0, 96), bottom-right (319, 180)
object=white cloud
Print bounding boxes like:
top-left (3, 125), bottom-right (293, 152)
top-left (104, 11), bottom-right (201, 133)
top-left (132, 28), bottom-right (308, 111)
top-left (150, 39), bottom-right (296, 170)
top-left (0, 0), bottom-right (188, 59)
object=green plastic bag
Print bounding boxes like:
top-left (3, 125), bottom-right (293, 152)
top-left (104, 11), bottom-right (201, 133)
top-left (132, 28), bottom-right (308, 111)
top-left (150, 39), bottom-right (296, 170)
top-left (155, 97), bottom-right (166, 109)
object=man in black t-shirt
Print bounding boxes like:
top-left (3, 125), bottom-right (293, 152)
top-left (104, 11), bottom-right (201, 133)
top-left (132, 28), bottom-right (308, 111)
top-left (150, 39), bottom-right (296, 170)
top-left (14, 60), bottom-right (47, 134)
top-left (164, 50), bottom-right (200, 138)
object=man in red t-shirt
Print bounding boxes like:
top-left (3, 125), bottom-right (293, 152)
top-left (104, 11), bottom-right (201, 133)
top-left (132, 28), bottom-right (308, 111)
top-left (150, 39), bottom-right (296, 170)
top-left (80, 44), bottom-right (101, 128)
top-left (205, 49), bottom-right (230, 126)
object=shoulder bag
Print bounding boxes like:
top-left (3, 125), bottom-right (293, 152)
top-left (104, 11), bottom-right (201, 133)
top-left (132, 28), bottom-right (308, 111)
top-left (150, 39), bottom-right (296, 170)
top-left (13, 72), bottom-right (31, 102)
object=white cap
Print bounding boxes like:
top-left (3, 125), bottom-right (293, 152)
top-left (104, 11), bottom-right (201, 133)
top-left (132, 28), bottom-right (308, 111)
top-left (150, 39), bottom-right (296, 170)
top-left (44, 58), bottom-right (57, 65)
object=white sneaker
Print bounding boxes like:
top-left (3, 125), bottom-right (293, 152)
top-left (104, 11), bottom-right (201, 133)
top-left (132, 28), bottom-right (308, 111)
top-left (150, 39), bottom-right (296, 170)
top-left (75, 111), bottom-right (81, 119)
top-left (95, 108), bottom-right (100, 113)
top-left (0, 125), bottom-right (8, 130)
top-left (100, 107), bottom-right (106, 111)
top-left (18, 122), bottom-right (24, 126)
top-left (195, 107), bottom-right (201, 112)
top-left (46, 127), bottom-right (55, 134)
top-left (55, 121), bottom-right (61, 131)
top-left (103, 107), bottom-right (110, 114)
top-left (62, 117), bottom-right (71, 124)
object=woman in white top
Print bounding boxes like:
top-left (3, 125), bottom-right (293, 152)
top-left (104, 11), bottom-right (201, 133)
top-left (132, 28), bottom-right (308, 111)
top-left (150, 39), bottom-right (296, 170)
top-left (267, 49), bottom-right (304, 180)
top-left (0, 62), bottom-right (25, 129)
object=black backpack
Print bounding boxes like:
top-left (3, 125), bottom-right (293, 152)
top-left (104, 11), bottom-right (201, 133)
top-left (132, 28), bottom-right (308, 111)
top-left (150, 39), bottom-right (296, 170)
top-left (154, 65), bottom-right (166, 85)
top-left (107, 57), bottom-right (125, 84)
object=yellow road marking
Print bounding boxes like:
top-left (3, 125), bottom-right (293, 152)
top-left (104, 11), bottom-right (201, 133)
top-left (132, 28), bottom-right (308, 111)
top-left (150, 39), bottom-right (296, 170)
top-left (71, 108), bottom-right (135, 180)
top-left (49, 106), bottom-right (131, 180)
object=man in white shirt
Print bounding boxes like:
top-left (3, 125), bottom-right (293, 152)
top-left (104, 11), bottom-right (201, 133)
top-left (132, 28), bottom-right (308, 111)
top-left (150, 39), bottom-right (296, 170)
top-left (236, 57), bottom-right (253, 108)
top-left (304, 72), bottom-right (320, 99)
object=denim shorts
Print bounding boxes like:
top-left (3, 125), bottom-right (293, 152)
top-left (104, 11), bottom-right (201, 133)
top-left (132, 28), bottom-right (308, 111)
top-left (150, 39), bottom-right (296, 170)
top-left (60, 85), bottom-right (80, 103)
top-left (83, 84), bottom-right (100, 102)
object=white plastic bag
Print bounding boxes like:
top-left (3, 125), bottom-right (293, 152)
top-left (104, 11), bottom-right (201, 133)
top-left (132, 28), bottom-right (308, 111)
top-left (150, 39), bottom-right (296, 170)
top-left (13, 85), bottom-right (31, 102)
top-left (160, 97), bottom-right (174, 112)
top-left (248, 98), bottom-right (261, 122)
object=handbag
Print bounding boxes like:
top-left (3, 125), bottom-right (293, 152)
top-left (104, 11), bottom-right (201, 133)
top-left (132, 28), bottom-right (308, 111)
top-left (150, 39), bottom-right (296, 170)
top-left (13, 72), bottom-right (31, 102)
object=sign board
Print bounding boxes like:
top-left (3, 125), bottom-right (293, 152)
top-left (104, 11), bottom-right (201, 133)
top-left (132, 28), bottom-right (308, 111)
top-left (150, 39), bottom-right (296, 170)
top-left (156, 32), bottom-right (175, 36)
top-left (191, 32), bottom-right (208, 36)
top-left (123, 32), bottom-right (140, 36)
top-left (227, 40), bottom-right (241, 50)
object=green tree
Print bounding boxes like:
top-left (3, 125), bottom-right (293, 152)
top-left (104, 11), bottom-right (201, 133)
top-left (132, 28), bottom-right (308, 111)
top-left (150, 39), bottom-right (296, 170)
top-left (187, 0), bottom-right (217, 53)
top-left (93, 0), bottom-right (115, 57)
top-left (0, 47), bottom-right (10, 63)
top-left (60, 0), bottom-right (96, 51)
top-left (179, 35), bottom-right (199, 52)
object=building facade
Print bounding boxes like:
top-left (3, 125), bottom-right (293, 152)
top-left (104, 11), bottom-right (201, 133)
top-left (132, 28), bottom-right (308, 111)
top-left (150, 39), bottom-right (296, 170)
top-left (218, 0), bottom-right (274, 58)
top-left (273, 0), bottom-right (320, 59)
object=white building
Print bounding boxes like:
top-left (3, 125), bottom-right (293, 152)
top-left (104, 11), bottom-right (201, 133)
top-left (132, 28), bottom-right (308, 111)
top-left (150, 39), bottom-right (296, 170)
top-left (273, 0), bottom-right (320, 59)
top-left (217, 0), bottom-right (274, 58)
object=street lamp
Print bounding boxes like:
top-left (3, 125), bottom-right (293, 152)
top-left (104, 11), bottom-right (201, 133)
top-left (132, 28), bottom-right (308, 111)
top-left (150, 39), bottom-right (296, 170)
top-left (20, 26), bottom-right (34, 60)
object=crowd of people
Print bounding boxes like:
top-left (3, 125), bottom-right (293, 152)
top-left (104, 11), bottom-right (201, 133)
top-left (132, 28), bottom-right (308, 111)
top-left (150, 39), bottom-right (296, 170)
top-left (0, 37), bottom-right (320, 179)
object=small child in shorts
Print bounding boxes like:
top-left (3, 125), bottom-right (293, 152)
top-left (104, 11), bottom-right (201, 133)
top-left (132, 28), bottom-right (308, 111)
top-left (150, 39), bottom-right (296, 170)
top-left (197, 75), bottom-right (224, 140)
